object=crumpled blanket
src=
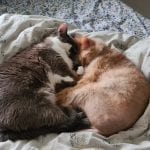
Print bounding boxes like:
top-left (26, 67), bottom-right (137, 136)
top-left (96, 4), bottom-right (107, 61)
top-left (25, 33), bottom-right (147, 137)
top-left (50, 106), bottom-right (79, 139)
top-left (0, 14), bottom-right (149, 150)
top-left (0, 0), bottom-right (150, 38)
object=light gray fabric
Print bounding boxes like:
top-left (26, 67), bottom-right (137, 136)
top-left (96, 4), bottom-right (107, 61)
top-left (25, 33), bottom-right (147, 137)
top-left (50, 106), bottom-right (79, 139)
top-left (0, 14), bottom-right (149, 150)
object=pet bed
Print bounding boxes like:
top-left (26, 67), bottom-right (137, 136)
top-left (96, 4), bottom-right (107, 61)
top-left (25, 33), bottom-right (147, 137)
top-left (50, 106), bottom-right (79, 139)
top-left (0, 14), bottom-right (149, 150)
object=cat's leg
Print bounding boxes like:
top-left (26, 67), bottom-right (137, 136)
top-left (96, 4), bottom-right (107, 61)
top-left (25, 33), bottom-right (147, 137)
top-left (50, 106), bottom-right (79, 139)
top-left (46, 65), bottom-right (78, 92)
top-left (56, 87), bottom-right (75, 105)
top-left (56, 81), bottom-right (87, 106)
top-left (55, 75), bottom-right (77, 92)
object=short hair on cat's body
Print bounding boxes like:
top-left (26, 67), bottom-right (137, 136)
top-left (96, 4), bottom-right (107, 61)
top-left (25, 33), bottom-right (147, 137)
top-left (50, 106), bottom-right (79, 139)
top-left (57, 36), bottom-right (150, 136)
top-left (0, 24), bottom-right (90, 141)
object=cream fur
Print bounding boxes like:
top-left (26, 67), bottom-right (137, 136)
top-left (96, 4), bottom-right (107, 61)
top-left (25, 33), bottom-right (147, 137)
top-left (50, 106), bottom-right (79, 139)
top-left (57, 37), bottom-right (150, 136)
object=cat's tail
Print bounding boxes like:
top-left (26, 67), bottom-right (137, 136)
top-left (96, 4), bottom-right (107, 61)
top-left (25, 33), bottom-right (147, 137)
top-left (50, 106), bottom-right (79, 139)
top-left (0, 127), bottom-right (55, 141)
top-left (0, 114), bottom-right (90, 142)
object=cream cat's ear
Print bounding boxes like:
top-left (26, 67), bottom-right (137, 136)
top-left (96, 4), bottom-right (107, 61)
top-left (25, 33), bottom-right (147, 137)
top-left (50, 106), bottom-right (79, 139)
top-left (80, 37), bottom-right (95, 50)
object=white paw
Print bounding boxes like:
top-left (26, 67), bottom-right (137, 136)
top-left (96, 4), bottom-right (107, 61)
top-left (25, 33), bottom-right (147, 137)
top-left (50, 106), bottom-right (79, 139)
top-left (63, 76), bottom-right (74, 82)
top-left (77, 66), bottom-right (84, 75)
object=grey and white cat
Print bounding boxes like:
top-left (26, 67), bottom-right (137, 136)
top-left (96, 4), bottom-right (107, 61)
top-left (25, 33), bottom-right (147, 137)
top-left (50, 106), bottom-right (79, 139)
top-left (0, 23), bottom-right (90, 141)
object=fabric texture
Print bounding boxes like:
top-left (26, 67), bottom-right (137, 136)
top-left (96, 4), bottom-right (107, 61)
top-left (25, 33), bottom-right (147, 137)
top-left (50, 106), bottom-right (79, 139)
top-left (0, 14), bottom-right (149, 150)
top-left (0, 0), bottom-right (150, 38)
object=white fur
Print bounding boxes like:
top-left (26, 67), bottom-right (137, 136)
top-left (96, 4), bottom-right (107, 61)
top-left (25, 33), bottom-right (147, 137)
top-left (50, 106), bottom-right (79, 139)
top-left (62, 76), bottom-right (74, 82)
top-left (45, 36), bottom-right (73, 70)
top-left (77, 66), bottom-right (84, 75)
top-left (37, 35), bottom-right (74, 104)
top-left (38, 84), bottom-right (56, 104)
top-left (38, 73), bottom-right (74, 104)
top-left (47, 72), bottom-right (74, 87)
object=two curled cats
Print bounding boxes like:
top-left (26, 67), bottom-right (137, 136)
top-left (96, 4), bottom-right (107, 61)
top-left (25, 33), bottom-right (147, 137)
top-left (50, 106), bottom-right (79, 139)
top-left (0, 22), bottom-right (149, 141)
top-left (57, 34), bottom-right (150, 136)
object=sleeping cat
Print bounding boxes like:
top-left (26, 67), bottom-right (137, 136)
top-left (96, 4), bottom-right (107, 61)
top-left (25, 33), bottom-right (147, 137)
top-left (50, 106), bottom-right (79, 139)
top-left (57, 36), bottom-right (150, 136)
top-left (0, 24), bottom-right (90, 141)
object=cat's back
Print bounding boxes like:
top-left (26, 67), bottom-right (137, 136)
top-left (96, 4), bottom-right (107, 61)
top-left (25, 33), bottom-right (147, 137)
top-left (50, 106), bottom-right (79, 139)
top-left (0, 50), bottom-right (48, 120)
top-left (74, 53), bottom-right (147, 102)
top-left (0, 47), bottom-right (47, 90)
top-left (85, 49), bottom-right (150, 104)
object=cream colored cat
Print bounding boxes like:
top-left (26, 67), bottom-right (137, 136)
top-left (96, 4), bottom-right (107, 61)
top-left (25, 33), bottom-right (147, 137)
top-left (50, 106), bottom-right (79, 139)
top-left (57, 36), bottom-right (150, 136)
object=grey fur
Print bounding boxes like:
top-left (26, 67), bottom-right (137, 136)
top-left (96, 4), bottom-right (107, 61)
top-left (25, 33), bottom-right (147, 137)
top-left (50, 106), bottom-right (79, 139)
top-left (0, 26), bottom-right (90, 141)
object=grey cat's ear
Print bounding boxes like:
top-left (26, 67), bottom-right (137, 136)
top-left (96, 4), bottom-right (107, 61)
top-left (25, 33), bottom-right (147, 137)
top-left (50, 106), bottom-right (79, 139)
top-left (58, 23), bottom-right (68, 37)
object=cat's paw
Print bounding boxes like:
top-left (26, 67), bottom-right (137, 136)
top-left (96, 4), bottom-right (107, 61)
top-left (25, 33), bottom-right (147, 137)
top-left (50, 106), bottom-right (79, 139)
top-left (59, 108), bottom-right (91, 132)
top-left (72, 115), bottom-right (91, 130)
top-left (61, 80), bottom-right (76, 87)
top-left (76, 66), bottom-right (84, 75)
top-left (79, 118), bottom-right (91, 129)
top-left (76, 111), bottom-right (87, 119)
top-left (55, 77), bottom-right (76, 93)
top-left (0, 132), bottom-right (9, 142)
top-left (63, 107), bottom-right (87, 123)
top-left (67, 109), bottom-right (91, 130)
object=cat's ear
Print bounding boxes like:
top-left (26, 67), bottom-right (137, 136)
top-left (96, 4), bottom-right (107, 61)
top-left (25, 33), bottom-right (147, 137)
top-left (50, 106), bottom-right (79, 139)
top-left (78, 37), bottom-right (95, 50)
top-left (57, 23), bottom-right (78, 50)
top-left (58, 23), bottom-right (68, 37)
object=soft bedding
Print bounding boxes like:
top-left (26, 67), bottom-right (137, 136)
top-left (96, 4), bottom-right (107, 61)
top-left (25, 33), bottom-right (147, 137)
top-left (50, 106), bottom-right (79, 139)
top-left (0, 14), bottom-right (149, 150)
top-left (0, 0), bottom-right (150, 38)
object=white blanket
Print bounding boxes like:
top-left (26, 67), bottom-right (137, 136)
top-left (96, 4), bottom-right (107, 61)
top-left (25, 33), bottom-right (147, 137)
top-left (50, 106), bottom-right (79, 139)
top-left (0, 14), bottom-right (149, 150)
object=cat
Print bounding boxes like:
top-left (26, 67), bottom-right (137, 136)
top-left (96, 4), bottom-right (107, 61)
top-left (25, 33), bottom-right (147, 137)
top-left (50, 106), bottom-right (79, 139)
top-left (56, 35), bottom-right (150, 136)
top-left (0, 24), bottom-right (90, 141)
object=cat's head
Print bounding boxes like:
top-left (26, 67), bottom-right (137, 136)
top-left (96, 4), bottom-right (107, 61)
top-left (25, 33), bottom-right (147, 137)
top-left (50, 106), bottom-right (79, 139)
top-left (72, 36), bottom-right (106, 67)
top-left (44, 23), bottom-right (80, 71)
top-left (57, 23), bottom-right (80, 70)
